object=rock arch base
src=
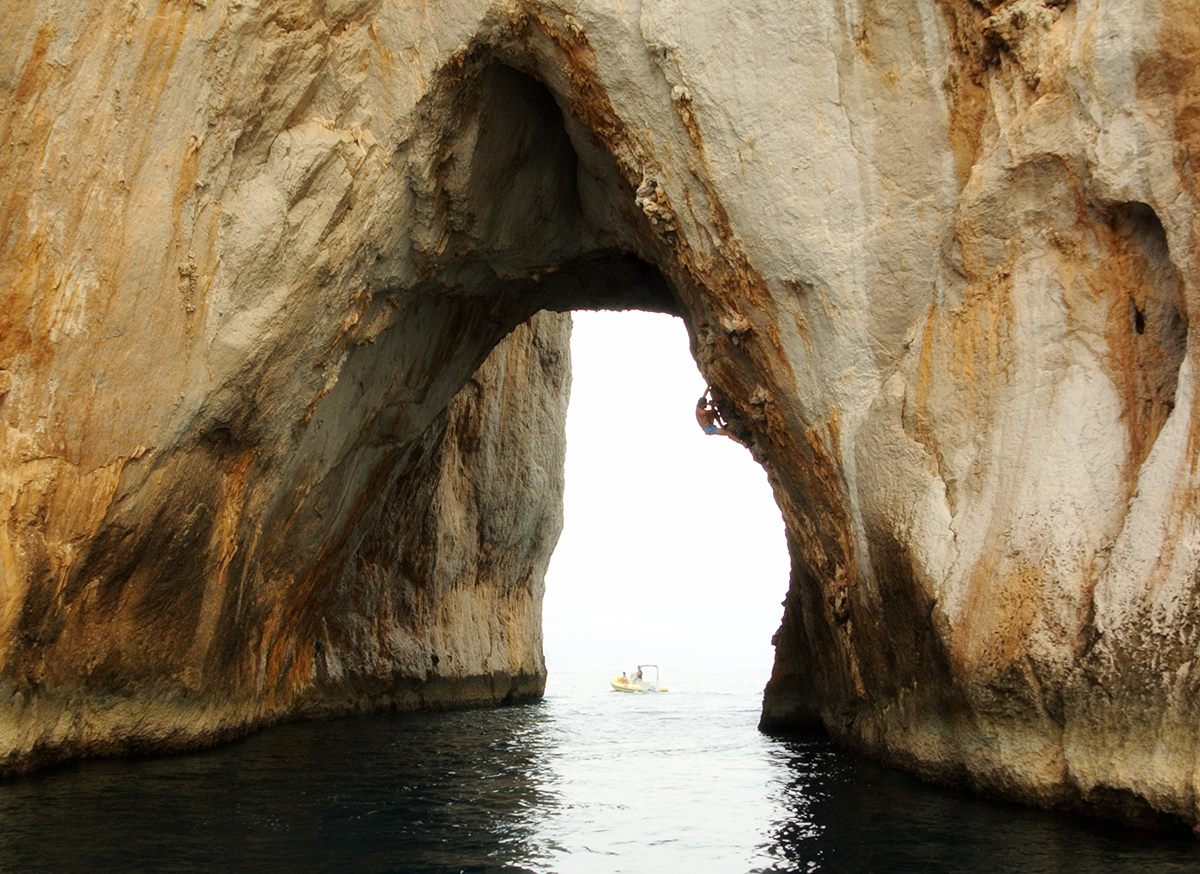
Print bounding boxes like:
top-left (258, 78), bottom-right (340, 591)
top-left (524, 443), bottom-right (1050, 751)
top-left (4, 0), bottom-right (1200, 830)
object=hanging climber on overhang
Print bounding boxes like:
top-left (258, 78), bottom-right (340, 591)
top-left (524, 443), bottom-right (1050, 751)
top-left (696, 386), bottom-right (734, 439)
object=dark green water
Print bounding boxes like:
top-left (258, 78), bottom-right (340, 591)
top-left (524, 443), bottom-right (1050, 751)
top-left (0, 670), bottom-right (1196, 872)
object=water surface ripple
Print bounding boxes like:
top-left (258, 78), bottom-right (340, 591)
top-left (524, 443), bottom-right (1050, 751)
top-left (0, 670), bottom-right (1196, 872)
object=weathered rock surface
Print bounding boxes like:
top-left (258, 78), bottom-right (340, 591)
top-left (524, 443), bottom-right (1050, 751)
top-left (2, 0), bottom-right (1199, 828)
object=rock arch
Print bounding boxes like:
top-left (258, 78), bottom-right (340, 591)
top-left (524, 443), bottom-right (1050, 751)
top-left (1, 7), bottom-right (807, 775)
top-left (3, 0), bottom-right (1200, 830)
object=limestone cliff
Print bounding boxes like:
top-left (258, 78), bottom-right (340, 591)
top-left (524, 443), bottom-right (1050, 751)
top-left (3, 0), bottom-right (1199, 829)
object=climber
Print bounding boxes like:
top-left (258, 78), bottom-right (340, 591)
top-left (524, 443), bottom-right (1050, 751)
top-left (695, 387), bottom-right (733, 438)
top-left (696, 386), bottom-right (751, 448)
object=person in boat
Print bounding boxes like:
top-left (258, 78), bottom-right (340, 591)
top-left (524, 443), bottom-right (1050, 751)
top-left (621, 671), bottom-right (629, 683)
top-left (635, 667), bottom-right (643, 681)
top-left (696, 388), bottom-right (732, 438)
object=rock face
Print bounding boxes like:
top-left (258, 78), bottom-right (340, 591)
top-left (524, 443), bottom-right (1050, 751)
top-left (2, 0), bottom-right (1198, 827)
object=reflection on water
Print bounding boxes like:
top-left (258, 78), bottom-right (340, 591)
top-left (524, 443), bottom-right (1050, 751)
top-left (0, 706), bottom-right (558, 872)
top-left (758, 736), bottom-right (1200, 873)
top-left (0, 670), bottom-right (1196, 873)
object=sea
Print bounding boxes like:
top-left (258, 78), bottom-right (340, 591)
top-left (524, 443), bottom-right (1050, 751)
top-left (0, 668), bottom-right (1197, 873)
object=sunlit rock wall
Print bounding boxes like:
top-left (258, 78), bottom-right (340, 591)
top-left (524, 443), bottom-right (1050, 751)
top-left (3, 0), bottom-right (1199, 828)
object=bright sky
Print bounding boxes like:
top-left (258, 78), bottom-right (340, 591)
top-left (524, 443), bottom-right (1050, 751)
top-left (542, 310), bottom-right (790, 673)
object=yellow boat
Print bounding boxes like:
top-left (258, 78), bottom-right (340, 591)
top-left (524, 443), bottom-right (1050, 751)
top-left (610, 664), bottom-right (668, 693)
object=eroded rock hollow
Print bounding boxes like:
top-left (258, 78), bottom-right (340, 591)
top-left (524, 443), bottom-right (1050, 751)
top-left (3, 0), bottom-right (1199, 828)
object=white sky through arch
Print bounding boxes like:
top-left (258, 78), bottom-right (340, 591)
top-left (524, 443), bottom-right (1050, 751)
top-left (542, 310), bottom-right (790, 674)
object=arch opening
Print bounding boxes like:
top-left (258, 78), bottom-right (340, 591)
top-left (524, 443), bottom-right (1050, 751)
top-left (398, 49), bottom-right (796, 684)
top-left (541, 311), bottom-right (789, 676)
